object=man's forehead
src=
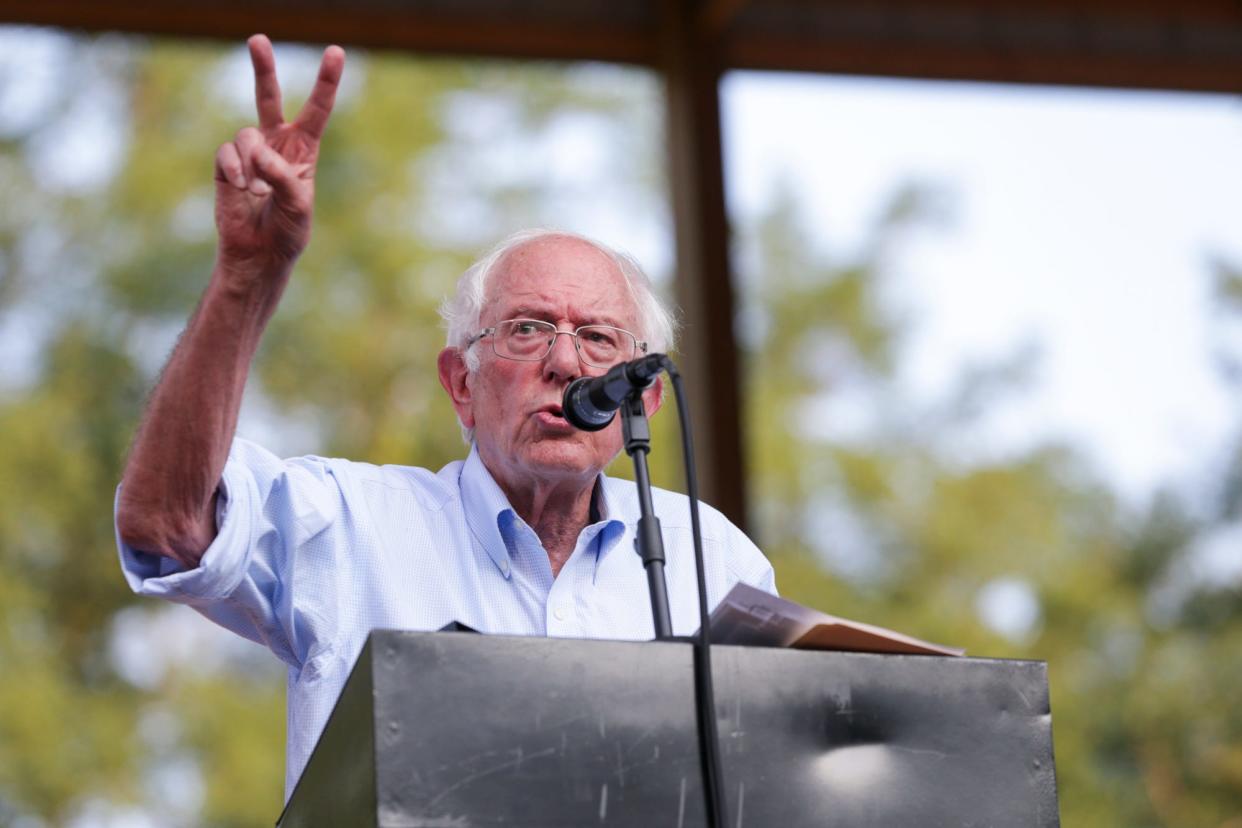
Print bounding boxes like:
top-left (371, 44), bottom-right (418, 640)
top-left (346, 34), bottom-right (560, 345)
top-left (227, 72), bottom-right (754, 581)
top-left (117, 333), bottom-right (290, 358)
top-left (492, 235), bottom-right (615, 280)
top-left (484, 237), bottom-right (636, 318)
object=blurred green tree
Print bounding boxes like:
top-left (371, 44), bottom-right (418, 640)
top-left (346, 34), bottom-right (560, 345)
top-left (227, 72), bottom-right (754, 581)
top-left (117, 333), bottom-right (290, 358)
top-left (736, 183), bottom-right (1242, 827)
top-left (0, 31), bottom-right (664, 825)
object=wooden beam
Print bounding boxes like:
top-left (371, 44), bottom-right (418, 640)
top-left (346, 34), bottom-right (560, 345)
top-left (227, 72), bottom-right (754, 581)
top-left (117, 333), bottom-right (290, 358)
top-left (724, 33), bottom-right (1242, 93)
top-left (4, 0), bottom-right (1241, 91)
top-left (661, 0), bottom-right (749, 529)
top-left (698, 0), bottom-right (751, 37)
top-left (0, 0), bottom-right (659, 65)
top-left (720, 1), bottom-right (1242, 92)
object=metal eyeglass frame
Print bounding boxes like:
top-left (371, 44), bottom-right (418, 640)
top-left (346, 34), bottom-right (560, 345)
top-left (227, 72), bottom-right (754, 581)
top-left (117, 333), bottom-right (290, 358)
top-left (466, 318), bottom-right (648, 368)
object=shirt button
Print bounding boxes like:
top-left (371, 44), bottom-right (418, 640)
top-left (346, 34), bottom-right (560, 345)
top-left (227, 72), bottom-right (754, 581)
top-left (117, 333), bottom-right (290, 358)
top-left (553, 606), bottom-right (568, 621)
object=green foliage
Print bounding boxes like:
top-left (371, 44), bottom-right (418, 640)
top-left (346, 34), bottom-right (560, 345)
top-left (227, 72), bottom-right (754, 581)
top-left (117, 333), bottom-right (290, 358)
top-left (0, 31), bottom-right (663, 825)
top-left (738, 184), bottom-right (1242, 826)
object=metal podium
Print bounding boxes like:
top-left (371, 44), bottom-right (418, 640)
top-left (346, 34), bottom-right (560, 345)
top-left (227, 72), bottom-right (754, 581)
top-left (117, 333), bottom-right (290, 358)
top-left (277, 630), bottom-right (1059, 827)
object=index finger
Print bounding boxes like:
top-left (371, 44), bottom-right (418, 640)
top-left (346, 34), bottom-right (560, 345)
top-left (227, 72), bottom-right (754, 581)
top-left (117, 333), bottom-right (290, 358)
top-left (249, 34), bottom-right (284, 129)
top-left (293, 45), bottom-right (346, 141)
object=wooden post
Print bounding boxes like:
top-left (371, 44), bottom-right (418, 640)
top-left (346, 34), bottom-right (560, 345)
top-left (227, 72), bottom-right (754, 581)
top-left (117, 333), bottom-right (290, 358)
top-left (660, 0), bottom-right (748, 530)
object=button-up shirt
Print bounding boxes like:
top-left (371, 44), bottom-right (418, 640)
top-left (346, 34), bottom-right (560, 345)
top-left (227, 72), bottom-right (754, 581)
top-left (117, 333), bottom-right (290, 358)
top-left (117, 437), bottom-right (776, 798)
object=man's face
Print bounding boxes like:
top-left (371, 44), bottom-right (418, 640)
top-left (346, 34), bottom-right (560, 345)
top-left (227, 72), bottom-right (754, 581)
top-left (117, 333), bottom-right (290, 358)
top-left (438, 236), bottom-right (661, 495)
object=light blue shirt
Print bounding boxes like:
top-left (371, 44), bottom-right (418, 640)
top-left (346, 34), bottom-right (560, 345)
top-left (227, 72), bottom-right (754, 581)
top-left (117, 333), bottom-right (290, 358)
top-left (117, 437), bottom-right (776, 798)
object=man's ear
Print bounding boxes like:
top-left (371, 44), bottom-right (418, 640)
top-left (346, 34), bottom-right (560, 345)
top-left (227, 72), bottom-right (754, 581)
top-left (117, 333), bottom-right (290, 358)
top-left (437, 347), bottom-right (475, 429)
top-left (641, 375), bottom-right (665, 418)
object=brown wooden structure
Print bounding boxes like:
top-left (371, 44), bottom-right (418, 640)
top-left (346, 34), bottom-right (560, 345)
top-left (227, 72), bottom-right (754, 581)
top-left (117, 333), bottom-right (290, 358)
top-left (4, 0), bottom-right (1240, 528)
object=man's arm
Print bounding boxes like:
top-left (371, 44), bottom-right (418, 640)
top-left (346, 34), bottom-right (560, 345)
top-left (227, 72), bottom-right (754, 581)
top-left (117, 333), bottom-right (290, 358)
top-left (116, 35), bottom-right (345, 568)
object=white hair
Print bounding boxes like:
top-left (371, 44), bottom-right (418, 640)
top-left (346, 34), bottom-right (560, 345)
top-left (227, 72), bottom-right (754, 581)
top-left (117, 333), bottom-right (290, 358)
top-left (439, 228), bottom-right (679, 443)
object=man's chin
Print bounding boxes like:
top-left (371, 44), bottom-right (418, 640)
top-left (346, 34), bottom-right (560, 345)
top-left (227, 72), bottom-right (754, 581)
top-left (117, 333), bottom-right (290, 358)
top-left (521, 442), bottom-right (609, 480)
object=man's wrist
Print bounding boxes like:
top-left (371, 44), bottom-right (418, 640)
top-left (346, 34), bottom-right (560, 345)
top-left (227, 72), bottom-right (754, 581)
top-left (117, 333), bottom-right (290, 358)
top-left (210, 255), bottom-right (294, 316)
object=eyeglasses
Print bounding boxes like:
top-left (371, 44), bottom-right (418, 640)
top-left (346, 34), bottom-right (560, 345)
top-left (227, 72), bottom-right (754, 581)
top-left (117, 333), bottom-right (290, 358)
top-left (467, 318), bottom-right (647, 368)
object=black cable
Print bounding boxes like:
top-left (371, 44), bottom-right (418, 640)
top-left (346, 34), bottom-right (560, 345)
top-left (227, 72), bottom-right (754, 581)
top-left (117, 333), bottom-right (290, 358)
top-left (665, 362), bottom-right (728, 828)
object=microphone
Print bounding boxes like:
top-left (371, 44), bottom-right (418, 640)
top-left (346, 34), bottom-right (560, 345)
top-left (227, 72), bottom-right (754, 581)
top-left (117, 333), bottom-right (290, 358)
top-left (562, 353), bottom-right (667, 431)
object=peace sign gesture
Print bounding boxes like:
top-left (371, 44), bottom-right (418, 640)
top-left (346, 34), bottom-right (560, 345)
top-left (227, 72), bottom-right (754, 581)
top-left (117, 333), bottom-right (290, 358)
top-left (213, 35), bottom-right (345, 285)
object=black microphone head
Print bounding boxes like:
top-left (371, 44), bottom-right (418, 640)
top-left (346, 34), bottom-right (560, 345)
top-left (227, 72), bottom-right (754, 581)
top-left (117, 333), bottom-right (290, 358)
top-left (562, 376), bottom-right (615, 431)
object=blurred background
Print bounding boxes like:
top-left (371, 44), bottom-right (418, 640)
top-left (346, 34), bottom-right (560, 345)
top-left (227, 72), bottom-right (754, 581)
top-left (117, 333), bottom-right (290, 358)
top-left (0, 3), bottom-right (1240, 825)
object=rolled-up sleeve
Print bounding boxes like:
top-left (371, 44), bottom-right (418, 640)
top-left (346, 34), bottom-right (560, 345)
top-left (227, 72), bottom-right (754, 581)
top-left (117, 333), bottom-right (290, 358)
top-left (115, 437), bottom-right (341, 669)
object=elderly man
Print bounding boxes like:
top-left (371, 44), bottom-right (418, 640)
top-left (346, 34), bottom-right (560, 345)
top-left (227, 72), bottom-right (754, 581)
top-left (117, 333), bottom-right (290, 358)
top-left (115, 36), bottom-right (775, 798)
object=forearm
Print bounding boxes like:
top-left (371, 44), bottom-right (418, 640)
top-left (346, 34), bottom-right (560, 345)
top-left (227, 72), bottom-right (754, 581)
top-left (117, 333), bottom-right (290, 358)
top-left (117, 34), bottom-right (343, 568)
top-left (117, 260), bottom-right (290, 566)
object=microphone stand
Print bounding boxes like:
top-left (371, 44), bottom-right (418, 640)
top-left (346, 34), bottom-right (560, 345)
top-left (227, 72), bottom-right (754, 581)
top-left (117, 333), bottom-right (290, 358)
top-left (619, 392), bottom-right (674, 640)
top-left (594, 357), bottom-right (727, 827)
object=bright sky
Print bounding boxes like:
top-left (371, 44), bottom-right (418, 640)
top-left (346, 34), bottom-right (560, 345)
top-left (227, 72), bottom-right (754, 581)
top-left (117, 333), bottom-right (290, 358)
top-left (723, 72), bottom-right (1242, 504)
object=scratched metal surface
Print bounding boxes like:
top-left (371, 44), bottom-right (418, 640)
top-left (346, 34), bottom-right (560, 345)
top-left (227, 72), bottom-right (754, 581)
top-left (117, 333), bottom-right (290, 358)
top-left (281, 630), bottom-right (1059, 827)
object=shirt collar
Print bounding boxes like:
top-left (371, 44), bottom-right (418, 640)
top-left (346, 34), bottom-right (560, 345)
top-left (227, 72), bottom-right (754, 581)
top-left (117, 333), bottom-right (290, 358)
top-left (587, 480), bottom-right (628, 570)
top-left (458, 444), bottom-right (627, 577)
top-left (459, 444), bottom-right (518, 578)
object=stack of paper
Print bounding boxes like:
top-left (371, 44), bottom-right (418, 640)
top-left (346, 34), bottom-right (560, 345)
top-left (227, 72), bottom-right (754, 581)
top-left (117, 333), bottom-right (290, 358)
top-left (704, 583), bottom-right (964, 657)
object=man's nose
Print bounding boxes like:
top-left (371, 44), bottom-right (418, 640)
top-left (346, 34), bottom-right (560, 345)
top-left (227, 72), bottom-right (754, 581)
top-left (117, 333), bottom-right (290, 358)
top-left (543, 329), bottom-right (582, 378)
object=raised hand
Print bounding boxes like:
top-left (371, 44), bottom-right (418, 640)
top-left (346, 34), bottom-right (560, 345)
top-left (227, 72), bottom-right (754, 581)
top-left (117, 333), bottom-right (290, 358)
top-left (213, 35), bottom-right (345, 285)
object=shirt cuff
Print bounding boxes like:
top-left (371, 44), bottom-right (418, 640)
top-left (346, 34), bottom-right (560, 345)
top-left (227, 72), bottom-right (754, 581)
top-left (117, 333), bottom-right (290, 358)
top-left (115, 461), bottom-right (255, 602)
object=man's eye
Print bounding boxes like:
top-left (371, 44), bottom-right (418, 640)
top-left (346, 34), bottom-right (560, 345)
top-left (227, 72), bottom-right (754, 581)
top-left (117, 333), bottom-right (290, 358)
top-left (512, 322), bottom-right (542, 336)
top-left (584, 329), bottom-right (618, 346)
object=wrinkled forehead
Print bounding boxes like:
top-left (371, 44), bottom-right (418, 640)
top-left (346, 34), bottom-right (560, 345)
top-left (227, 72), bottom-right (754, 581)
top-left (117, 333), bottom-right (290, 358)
top-left (482, 236), bottom-right (640, 328)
